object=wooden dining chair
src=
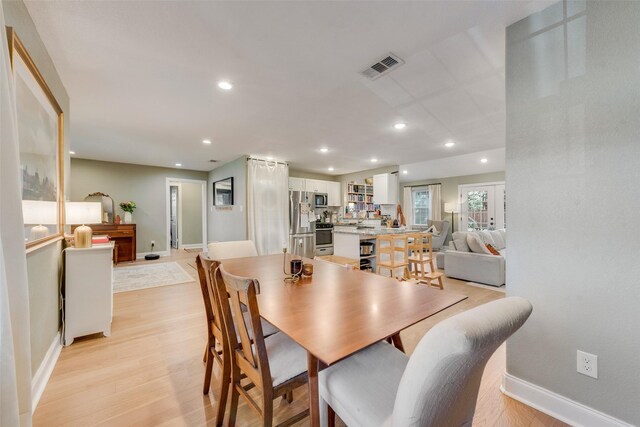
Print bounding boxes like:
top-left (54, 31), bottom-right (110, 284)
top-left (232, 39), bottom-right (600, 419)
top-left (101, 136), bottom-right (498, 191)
top-left (319, 297), bottom-right (533, 427)
top-left (215, 265), bottom-right (309, 427)
top-left (376, 234), bottom-right (410, 279)
top-left (195, 255), bottom-right (229, 426)
top-left (407, 232), bottom-right (444, 289)
top-left (196, 254), bottom-right (280, 426)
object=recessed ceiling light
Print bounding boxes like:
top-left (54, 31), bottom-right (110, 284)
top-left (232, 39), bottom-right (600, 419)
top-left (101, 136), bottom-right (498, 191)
top-left (175, 163), bottom-right (182, 167)
top-left (320, 147), bottom-right (329, 153)
top-left (393, 123), bottom-right (407, 130)
top-left (402, 170), bottom-right (408, 174)
top-left (328, 167), bottom-right (334, 171)
top-left (371, 158), bottom-right (378, 163)
top-left (480, 158), bottom-right (488, 163)
top-left (218, 81), bottom-right (233, 90)
top-left (202, 139), bottom-right (211, 144)
top-left (69, 150), bottom-right (76, 155)
top-left (445, 140), bottom-right (455, 148)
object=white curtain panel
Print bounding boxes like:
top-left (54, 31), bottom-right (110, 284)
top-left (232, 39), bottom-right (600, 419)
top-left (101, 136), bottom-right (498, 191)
top-left (1, 3), bottom-right (34, 425)
top-left (428, 184), bottom-right (442, 221)
top-left (247, 159), bottom-right (290, 255)
top-left (402, 186), bottom-right (413, 227)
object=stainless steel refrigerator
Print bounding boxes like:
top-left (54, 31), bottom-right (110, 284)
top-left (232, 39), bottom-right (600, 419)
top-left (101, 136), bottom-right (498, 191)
top-left (289, 190), bottom-right (315, 258)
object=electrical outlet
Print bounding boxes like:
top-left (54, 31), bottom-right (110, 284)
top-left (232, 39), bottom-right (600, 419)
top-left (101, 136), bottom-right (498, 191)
top-left (151, 240), bottom-right (155, 246)
top-left (577, 350), bottom-right (598, 379)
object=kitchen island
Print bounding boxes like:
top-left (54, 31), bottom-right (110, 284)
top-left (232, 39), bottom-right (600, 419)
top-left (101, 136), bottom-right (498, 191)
top-left (333, 226), bottom-right (419, 272)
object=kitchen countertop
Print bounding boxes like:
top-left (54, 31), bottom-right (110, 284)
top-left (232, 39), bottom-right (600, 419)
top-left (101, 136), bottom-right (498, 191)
top-left (333, 226), bottom-right (421, 236)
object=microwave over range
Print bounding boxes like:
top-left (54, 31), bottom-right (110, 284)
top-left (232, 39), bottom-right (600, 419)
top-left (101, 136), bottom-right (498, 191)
top-left (314, 193), bottom-right (328, 208)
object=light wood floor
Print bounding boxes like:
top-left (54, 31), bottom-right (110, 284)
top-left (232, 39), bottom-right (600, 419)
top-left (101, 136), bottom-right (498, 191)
top-left (34, 250), bottom-right (567, 426)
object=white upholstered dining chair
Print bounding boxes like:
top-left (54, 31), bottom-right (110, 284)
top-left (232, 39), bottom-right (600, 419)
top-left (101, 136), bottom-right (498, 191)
top-left (319, 297), bottom-right (533, 427)
top-left (208, 240), bottom-right (258, 259)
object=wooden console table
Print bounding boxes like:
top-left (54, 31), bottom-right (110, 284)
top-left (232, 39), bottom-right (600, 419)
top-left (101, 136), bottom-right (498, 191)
top-left (71, 223), bottom-right (136, 263)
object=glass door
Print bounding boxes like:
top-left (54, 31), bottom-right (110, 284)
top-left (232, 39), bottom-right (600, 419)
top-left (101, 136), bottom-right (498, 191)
top-left (459, 183), bottom-right (505, 231)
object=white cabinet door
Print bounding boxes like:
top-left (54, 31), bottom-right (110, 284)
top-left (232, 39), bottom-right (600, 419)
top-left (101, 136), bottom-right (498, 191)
top-left (327, 181), bottom-right (342, 206)
top-left (315, 180), bottom-right (328, 194)
top-left (305, 179), bottom-right (328, 193)
top-left (304, 179), bottom-right (317, 192)
top-left (373, 173), bottom-right (398, 205)
top-left (289, 177), bottom-right (305, 191)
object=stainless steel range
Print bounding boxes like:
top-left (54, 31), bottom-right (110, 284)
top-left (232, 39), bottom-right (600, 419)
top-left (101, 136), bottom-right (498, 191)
top-left (315, 222), bottom-right (334, 256)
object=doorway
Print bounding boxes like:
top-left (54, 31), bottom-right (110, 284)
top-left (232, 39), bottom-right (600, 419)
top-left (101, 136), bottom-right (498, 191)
top-left (165, 178), bottom-right (207, 253)
top-left (458, 182), bottom-right (505, 231)
top-left (170, 185), bottom-right (179, 249)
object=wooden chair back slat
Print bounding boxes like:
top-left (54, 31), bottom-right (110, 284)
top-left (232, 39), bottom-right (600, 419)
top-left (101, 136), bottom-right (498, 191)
top-left (217, 265), bottom-right (271, 389)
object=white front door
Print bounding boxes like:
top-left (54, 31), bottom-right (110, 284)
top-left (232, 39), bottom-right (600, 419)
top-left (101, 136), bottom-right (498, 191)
top-left (459, 183), bottom-right (505, 231)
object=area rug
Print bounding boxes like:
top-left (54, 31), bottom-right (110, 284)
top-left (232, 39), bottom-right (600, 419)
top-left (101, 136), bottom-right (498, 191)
top-left (113, 262), bottom-right (194, 293)
top-left (465, 282), bottom-right (506, 293)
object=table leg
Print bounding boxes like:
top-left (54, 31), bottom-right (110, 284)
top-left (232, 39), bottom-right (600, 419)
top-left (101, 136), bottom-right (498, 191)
top-left (307, 352), bottom-right (320, 427)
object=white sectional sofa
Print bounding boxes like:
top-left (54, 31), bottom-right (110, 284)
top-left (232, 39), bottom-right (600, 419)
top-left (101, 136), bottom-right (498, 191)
top-left (443, 229), bottom-right (506, 287)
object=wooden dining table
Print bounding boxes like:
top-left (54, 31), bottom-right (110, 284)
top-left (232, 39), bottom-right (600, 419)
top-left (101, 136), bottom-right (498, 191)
top-left (221, 254), bottom-right (467, 427)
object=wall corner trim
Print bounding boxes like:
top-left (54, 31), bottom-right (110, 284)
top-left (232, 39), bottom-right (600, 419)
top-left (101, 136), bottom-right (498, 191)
top-left (31, 332), bottom-right (62, 413)
top-left (501, 373), bottom-right (633, 427)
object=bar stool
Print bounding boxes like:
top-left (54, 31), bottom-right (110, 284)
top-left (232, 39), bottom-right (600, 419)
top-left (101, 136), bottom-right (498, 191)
top-left (407, 232), bottom-right (444, 289)
top-left (376, 234), bottom-right (410, 280)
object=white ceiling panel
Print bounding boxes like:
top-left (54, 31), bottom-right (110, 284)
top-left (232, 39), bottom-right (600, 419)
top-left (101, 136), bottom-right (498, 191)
top-left (390, 49), bottom-right (456, 99)
top-left (422, 90), bottom-right (485, 128)
top-left (430, 33), bottom-right (494, 83)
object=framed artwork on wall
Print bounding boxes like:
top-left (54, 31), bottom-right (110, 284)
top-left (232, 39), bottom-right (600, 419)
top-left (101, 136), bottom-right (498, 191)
top-left (213, 177), bottom-right (234, 206)
top-left (7, 27), bottom-right (65, 248)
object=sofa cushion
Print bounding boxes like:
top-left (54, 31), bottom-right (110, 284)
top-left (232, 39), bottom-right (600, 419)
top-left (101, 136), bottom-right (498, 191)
top-left (452, 232), bottom-right (470, 252)
top-left (477, 230), bottom-right (496, 246)
top-left (489, 230), bottom-right (505, 250)
top-left (467, 233), bottom-right (492, 255)
top-left (498, 229), bottom-right (506, 244)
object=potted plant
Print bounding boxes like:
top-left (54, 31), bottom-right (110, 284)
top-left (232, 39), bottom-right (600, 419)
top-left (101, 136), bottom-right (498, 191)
top-left (119, 201), bottom-right (136, 224)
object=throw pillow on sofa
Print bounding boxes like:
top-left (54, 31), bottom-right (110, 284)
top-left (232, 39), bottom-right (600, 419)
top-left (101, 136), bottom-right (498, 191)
top-left (489, 230), bottom-right (505, 250)
top-left (467, 233), bottom-right (492, 255)
top-left (478, 230), bottom-right (496, 246)
top-left (452, 233), bottom-right (470, 252)
top-left (486, 243), bottom-right (500, 256)
top-left (425, 224), bottom-right (440, 236)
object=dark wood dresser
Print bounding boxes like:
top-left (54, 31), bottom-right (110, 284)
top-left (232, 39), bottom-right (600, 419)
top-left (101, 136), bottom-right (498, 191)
top-left (72, 224), bottom-right (136, 263)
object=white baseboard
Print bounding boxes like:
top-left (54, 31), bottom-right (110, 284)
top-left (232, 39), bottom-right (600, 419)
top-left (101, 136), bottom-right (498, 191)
top-left (136, 250), bottom-right (170, 260)
top-left (31, 332), bottom-right (62, 413)
top-left (501, 373), bottom-right (633, 427)
top-left (180, 243), bottom-right (204, 250)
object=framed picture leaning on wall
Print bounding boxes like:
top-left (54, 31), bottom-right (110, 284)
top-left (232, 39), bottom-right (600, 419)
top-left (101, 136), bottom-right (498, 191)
top-left (7, 27), bottom-right (64, 249)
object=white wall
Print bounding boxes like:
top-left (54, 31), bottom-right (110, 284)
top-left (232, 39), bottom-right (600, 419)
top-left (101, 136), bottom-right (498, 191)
top-left (208, 156), bottom-right (247, 242)
top-left (505, 1), bottom-right (640, 424)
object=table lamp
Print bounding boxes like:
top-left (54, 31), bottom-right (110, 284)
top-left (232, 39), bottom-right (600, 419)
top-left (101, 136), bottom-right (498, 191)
top-left (444, 202), bottom-right (460, 233)
top-left (22, 200), bottom-right (57, 240)
top-left (65, 202), bottom-right (102, 248)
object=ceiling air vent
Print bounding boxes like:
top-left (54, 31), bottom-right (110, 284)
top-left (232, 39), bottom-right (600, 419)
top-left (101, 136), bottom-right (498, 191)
top-left (361, 53), bottom-right (404, 80)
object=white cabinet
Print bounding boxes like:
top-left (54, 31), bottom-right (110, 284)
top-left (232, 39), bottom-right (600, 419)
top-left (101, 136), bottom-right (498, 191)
top-left (373, 173), bottom-right (398, 205)
top-left (64, 243), bottom-right (114, 346)
top-left (327, 181), bottom-right (341, 206)
top-left (305, 179), bottom-right (328, 193)
top-left (289, 177), bottom-right (305, 191)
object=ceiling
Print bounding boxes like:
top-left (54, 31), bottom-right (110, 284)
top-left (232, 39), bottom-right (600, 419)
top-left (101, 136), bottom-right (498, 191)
top-left (25, 0), bottom-right (552, 174)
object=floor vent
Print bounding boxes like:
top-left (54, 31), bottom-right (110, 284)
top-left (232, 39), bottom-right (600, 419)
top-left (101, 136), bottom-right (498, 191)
top-left (361, 53), bottom-right (404, 80)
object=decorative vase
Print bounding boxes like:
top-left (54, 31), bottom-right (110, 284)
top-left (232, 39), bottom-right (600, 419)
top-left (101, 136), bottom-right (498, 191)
top-left (124, 212), bottom-right (132, 224)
